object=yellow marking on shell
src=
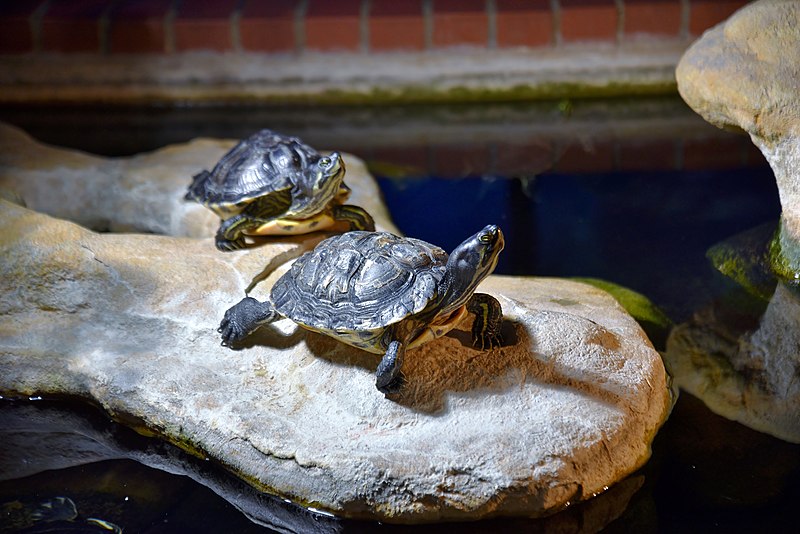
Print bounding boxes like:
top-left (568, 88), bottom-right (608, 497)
top-left (251, 213), bottom-right (337, 235)
top-left (408, 305), bottom-right (468, 349)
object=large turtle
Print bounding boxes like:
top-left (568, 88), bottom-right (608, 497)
top-left (218, 225), bottom-right (505, 393)
top-left (185, 129), bottom-right (375, 251)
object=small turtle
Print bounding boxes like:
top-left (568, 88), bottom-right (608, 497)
top-left (219, 225), bottom-right (505, 393)
top-left (185, 129), bottom-right (375, 251)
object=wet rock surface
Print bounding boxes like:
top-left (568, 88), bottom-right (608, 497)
top-left (0, 197), bottom-right (671, 522)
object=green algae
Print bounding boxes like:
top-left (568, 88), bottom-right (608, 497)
top-left (572, 277), bottom-right (673, 350)
top-left (706, 222), bottom-right (779, 301)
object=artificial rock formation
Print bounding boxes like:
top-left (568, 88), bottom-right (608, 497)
top-left (0, 199), bottom-right (671, 522)
top-left (676, 0), bottom-right (800, 274)
top-left (671, 0), bottom-right (800, 443)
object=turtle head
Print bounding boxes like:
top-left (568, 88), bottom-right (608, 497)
top-left (440, 225), bottom-right (504, 311)
top-left (312, 152), bottom-right (346, 199)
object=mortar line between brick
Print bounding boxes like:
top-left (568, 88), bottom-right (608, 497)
top-left (165, 0), bottom-right (179, 54)
top-left (30, 0), bottom-right (51, 53)
top-left (550, 0), bottom-right (562, 47)
top-left (679, 0), bottom-right (690, 39)
top-left (231, 0), bottom-right (244, 53)
top-left (295, 0), bottom-right (309, 54)
top-left (615, 0), bottom-right (624, 45)
top-left (487, 0), bottom-right (497, 49)
top-left (423, 0), bottom-right (433, 51)
top-left (98, 0), bottom-right (118, 55)
top-left (361, 0), bottom-right (370, 54)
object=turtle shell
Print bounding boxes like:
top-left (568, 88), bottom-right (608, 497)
top-left (185, 129), bottom-right (321, 209)
top-left (270, 231), bottom-right (449, 338)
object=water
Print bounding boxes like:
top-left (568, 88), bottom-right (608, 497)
top-left (1, 99), bottom-right (798, 532)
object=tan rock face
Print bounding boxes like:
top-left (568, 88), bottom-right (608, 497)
top-left (0, 199), bottom-right (671, 522)
top-left (676, 0), bottom-right (800, 266)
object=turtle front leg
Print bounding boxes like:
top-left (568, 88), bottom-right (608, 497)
top-left (215, 215), bottom-right (251, 251)
top-left (467, 293), bottom-right (504, 350)
top-left (218, 297), bottom-right (278, 347)
top-left (332, 204), bottom-right (375, 232)
top-left (375, 340), bottom-right (406, 394)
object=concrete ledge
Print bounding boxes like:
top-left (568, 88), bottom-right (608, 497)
top-left (0, 42), bottom-right (688, 105)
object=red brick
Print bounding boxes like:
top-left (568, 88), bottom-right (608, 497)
top-left (240, 0), bottom-right (297, 52)
top-left (560, 0), bottom-right (618, 43)
top-left (41, 0), bottom-right (110, 53)
top-left (492, 139), bottom-right (554, 175)
top-left (434, 144), bottom-right (491, 177)
top-left (433, 0), bottom-right (488, 48)
top-left (174, 0), bottom-right (238, 52)
top-left (109, 0), bottom-right (171, 53)
top-left (683, 137), bottom-right (746, 170)
top-left (369, 0), bottom-right (425, 51)
top-left (618, 139), bottom-right (678, 171)
top-left (496, 0), bottom-right (552, 48)
top-left (689, 1), bottom-right (748, 35)
top-left (553, 141), bottom-right (615, 173)
top-left (624, 0), bottom-right (682, 37)
top-left (305, 0), bottom-right (361, 52)
top-left (0, 0), bottom-right (44, 53)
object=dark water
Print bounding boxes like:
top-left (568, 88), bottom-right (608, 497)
top-left (1, 100), bottom-right (798, 533)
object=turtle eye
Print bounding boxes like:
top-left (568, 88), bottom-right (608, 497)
top-left (479, 233), bottom-right (492, 244)
top-left (319, 157), bottom-right (331, 167)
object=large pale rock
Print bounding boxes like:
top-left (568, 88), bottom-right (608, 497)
top-left (676, 0), bottom-right (800, 273)
top-left (0, 121), bottom-right (395, 238)
top-left (0, 200), bottom-right (671, 522)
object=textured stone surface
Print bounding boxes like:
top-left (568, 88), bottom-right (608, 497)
top-left (0, 200), bottom-right (671, 522)
top-left (665, 283), bottom-right (800, 443)
top-left (0, 121), bottom-right (396, 239)
top-left (672, 0), bottom-right (800, 444)
top-left (676, 0), bottom-right (800, 272)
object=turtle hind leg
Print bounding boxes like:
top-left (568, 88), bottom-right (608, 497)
top-left (333, 204), bottom-right (375, 232)
top-left (218, 297), bottom-right (278, 347)
top-left (467, 293), bottom-right (504, 350)
top-left (375, 340), bottom-right (406, 394)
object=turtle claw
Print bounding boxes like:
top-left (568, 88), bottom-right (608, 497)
top-left (472, 330), bottom-right (503, 351)
top-left (377, 373), bottom-right (406, 396)
top-left (215, 235), bottom-right (247, 252)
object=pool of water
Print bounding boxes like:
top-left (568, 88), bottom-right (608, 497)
top-left (1, 99), bottom-right (798, 532)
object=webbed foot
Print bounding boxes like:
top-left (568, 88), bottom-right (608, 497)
top-left (218, 297), bottom-right (277, 347)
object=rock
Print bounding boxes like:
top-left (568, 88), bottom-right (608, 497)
top-left (673, 1), bottom-right (800, 444)
top-left (676, 0), bottom-right (800, 276)
top-left (664, 282), bottom-right (800, 443)
top-left (0, 121), bottom-right (396, 238)
top-left (0, 200), bottom-right (672, 522)
top-left (0, 400), bottom-right (648, 533)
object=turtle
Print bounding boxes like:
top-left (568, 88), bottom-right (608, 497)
top-left (185, 129), bottom-right (375, 251)
top-left (218, 225), bottom-right (505, 394)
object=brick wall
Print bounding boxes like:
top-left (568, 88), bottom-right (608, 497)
top-left (0, 0), bottom-right (750, 55)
